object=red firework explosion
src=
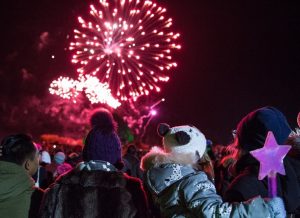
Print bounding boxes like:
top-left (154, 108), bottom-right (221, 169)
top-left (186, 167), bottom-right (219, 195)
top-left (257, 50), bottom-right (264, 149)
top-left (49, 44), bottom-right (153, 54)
top-left (69, 0), bottom-right (181, 101)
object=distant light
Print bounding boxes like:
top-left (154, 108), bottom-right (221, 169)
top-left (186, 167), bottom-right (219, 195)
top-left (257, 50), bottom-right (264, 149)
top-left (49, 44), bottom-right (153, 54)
top-left (51, 55), bottom-right (55, 59)
top-left (53, 145), bottom-right (57, 148)
top-left (150, 110), bottom-right (157, 116)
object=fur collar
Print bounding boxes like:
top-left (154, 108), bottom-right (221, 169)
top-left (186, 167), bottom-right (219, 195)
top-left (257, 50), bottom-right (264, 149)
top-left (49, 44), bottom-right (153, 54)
top-left (41, 164), bottom-right (137, 218)
top-left (141, 146), bottom-right (198, 171)
top-left (76, 160), bottom-right (117, 172)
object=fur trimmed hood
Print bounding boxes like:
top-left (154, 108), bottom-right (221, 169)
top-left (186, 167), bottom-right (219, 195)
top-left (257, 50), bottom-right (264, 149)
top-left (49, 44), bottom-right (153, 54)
top-left (141, 147), bottom-right (198, 195)
top-left (141, 146), bottom-right (199, 171)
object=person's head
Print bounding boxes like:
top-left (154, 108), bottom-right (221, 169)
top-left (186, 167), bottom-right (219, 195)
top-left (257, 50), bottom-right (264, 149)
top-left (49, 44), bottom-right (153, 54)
top-left (212, 144), bottom-right (225, 161)
top-left (40, 150), bottom-right (51, 165)
top-left (82, 129), bottom-right (123, 169)
top-left (157, 123), bottom-right (207, 161)
top-left (83, 109), bottom-right (123, 169)
top-left (74, 145), bottom-right (83, 154)
top-left (287, 130), bottom-right (300, 158)
top-left (141, 123), bottom-right (213, 179)
top-left (236, 106), bottom-right (291, 156)
top-left (54, 151), bottom-right (66, 165)
top-left (126, 144), bottom-right (137, 155)
top-left (0, 134), bottom-right (39, 176)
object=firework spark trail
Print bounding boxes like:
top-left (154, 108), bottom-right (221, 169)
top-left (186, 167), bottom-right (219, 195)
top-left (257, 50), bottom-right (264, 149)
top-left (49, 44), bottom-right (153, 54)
top-left (49, 77), bottom-right (80, 101)
top-left (49, 75), bottom-right (121, 108)
top-left (122, 97), bottom-right (164, 137)
top-left (79, 75), bottom-right (121, 107)
top-left (69, 0), bottom-right (181, 101)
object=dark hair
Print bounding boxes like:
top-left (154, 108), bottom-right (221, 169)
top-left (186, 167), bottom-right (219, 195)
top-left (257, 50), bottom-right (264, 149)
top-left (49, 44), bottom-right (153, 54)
top-left (126, 144), bottom-right (137, 155)
top-left (0, 134), bottom-right (36, 165)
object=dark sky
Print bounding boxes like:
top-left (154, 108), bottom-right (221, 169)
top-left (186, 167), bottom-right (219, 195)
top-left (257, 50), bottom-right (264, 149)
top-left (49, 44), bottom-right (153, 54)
top-left (0, 0), bottom-right (299, 144)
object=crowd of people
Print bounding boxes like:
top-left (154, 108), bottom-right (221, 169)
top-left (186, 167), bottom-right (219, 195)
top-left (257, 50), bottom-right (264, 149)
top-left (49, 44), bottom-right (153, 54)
top-left (0, 106), bottom-right (300, 218)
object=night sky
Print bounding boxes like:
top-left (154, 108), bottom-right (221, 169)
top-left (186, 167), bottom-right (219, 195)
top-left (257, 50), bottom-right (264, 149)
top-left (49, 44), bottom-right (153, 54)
top-left (0, 0), bottom-right (299, 144)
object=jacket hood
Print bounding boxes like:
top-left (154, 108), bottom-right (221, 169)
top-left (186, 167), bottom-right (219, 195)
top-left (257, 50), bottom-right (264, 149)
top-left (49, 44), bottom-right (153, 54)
top-left (141, 146), bottom-right (199, 171)
top-left (146, 163), bottom-right (196, 195)
top-left (0, 161), bottom-right (34, 201)
top-left (237, 106), bottom-right (291, 152)
top-left (141, 147), bottom-right (197, 195)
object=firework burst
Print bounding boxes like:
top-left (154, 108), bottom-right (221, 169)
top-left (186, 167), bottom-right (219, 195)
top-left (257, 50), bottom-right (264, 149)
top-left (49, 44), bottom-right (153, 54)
top-left (49, 77), bottom-right (80, 101)
top-left (69, 0), bottom-right (181, 101)
top-left (49, 75), bottom-right (121, 108)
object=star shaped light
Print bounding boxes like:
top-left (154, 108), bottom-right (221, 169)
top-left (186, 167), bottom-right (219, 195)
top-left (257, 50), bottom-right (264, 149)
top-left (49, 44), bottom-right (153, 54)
top-left (250, 131), bottom-right (291, 180)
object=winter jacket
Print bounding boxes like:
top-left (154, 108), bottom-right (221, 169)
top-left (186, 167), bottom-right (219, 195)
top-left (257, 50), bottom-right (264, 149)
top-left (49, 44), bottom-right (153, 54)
top-left (0, 161), bottom-right (34, 218)
top-left (29, 188), bottom-right (44, 218)
top-left (40, 160), bottom-right (149, 218)
top-left (123, 153), bottom-right (143, 179)
top-left (141, 150), bottom-right (283, 218)
top-left (225, 154), bottom-right (300, 215)
top-left (32, 166), bottom-right (49, 189)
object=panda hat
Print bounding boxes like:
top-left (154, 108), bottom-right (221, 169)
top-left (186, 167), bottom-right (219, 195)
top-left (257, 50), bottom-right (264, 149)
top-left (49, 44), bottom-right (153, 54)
top-left (158, 123), bottom-right (207, 158)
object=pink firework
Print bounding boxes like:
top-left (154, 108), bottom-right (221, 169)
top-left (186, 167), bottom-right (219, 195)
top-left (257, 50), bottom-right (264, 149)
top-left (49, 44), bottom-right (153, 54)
top-left (49, 75), bottom-right (121, 108)
top-left (69, 0), bottom-right (181, 101)
top-left (49, 76), bottom-right (80, 101)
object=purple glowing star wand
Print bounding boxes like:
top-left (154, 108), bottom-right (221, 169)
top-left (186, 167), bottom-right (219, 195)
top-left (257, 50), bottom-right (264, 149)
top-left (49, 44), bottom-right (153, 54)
top-left (250, 131), bottom-right (291, 197)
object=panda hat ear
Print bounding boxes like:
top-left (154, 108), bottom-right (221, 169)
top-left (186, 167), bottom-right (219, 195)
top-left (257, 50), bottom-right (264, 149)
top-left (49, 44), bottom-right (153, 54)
top-left (157, 123), bottom-right (170, 137)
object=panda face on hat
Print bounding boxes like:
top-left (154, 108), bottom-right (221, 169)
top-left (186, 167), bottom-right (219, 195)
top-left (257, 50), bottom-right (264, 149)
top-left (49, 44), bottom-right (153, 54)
top-left (158, 123), bottom-right (207, 158)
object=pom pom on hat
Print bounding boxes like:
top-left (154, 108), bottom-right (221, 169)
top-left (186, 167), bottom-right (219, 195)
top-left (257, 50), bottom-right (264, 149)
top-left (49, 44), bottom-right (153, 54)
top-left (90, 108), bottom-right (117, 133)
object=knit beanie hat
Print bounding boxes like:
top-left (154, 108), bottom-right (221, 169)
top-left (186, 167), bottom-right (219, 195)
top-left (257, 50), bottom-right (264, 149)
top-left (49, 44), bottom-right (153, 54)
top-left (54, 152), bottom-right (66, 165)
top-left (40, 151), bottom-right (51, 164)
top-left (90, 108), bottom-right (117, 133)
top-left (83, 109), bottom-right (122, 167)
top-left (237, 106), bottom-right (291, 152)
top-left (157, 123), bottom-right (207, 158)
top-left (83, 130), bottom-right (122, 165)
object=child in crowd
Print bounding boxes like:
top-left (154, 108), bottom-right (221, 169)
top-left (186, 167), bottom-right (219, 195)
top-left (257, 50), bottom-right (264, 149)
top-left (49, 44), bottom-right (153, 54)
top-left (141, 123), bottom-right (286, 218)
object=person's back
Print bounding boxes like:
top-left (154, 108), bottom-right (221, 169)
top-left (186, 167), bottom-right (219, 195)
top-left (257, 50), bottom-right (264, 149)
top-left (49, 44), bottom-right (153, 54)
top-left (0, 134), bottom-right (40, 218)
top-left (224, 107), bottom-right (300, 215)
top-left (46, 152), bottom-right (73, 183)
top-left (40, 108), bottom-right (148, 218)
top-left (141, 123), bottom-right (286, 218)
top-left (123, 145), bottom-right (143, 179)
top-left (40, 160), bottom-right (140, 218)
top-left (0, 161), bottom-right (34, 218)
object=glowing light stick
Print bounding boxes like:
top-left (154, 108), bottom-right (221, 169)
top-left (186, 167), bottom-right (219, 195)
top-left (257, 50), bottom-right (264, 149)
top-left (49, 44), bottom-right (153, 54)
top-left (250, 131), bottom-right (291, 197)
